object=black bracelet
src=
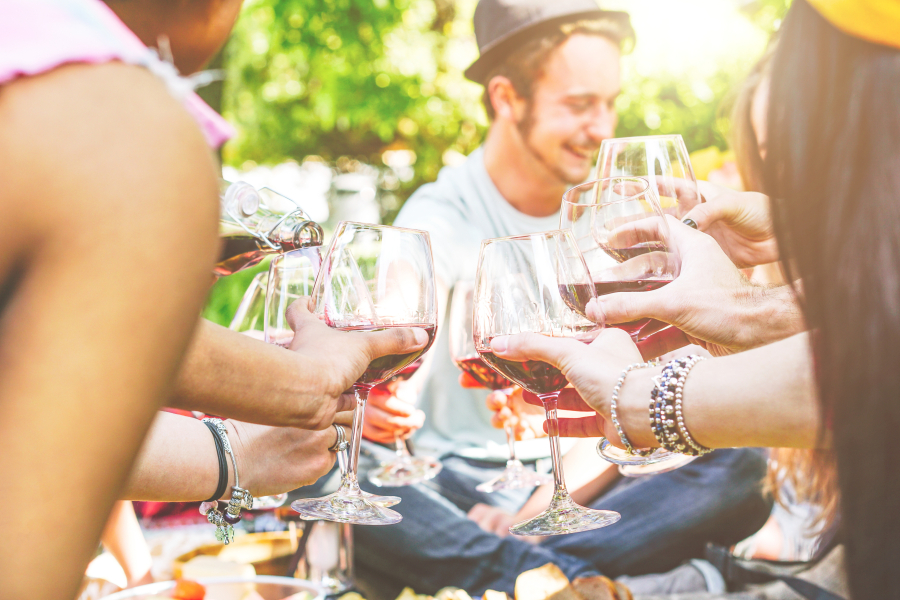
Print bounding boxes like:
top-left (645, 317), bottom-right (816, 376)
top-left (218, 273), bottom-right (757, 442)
top-left (203, 419), bottom-right (228, 502)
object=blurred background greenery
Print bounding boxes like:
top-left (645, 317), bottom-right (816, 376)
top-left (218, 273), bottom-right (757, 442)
top-left (203, 0), bottom-right (791, 325)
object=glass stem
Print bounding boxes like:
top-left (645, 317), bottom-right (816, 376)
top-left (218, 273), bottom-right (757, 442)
top-left (338, 385), bottom-right (369, 497)
top-left (501, 388), bottom-right (519, 466)
top-left (538, 392), bottom-right (568, 497)
top-left (394, 433), bottom-right (412, 460)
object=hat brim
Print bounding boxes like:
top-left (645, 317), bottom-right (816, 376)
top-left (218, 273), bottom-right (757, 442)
top-left (464, 9), bottom-right (633, 84)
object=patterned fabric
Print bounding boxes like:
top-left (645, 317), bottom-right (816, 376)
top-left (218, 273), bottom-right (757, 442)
top-left (0, 0), bottom-right (234, 147)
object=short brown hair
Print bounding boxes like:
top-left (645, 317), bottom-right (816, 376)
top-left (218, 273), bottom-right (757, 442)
top-left (481, 18), bottom-right (630, 120)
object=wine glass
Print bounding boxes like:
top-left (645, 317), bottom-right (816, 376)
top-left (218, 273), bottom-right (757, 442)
top-left (560, 177), bottom-right (696, 475)
top-left (449, 281), bottom-right (553, 493)
top-left (230, 269), bottom-right (291, 509)
top-left (473, 230), bottom-right (619, 536)
top-left (594, 134), bottom-right (701, 219)
top-left (291, 222), bottom-right (438, 525)
top-left (366, 360), bottom-right (443, 488)
top-left (264, 250), bottom-right (401, 512)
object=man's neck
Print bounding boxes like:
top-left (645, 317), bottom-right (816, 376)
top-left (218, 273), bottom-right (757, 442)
top-left (482, 125), bottom-right (568, 218)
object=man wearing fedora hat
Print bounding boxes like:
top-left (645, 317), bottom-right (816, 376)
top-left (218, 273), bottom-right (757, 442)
top-left (296, 0), bottom-right (772, 593)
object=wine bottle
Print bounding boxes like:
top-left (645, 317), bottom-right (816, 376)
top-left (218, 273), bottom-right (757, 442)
top-left (216, 181), bottom-right (324, 277)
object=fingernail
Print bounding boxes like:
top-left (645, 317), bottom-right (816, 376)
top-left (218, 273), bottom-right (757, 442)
top-left (491, 336), bottom-right (509, 353)
top-left (682, 218), bottom-right (698, 230)
top-left (413, 328), bottom-right (428, 345)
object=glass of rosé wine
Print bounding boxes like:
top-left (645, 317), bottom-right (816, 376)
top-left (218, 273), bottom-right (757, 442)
top-left (291, 222), bottom-right (438, 525)
top-left (449, 280), bottom-right (553, 493)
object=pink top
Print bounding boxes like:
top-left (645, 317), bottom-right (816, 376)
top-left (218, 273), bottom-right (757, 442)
top-left (0, 0), bottom-right (234, 148)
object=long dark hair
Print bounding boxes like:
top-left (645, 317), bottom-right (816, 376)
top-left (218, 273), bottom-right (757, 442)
top-left (764, 1), bottom-right (900, 597)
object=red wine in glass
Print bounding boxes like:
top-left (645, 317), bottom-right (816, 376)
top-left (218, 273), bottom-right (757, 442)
top-left (455, 356), bottom-right (513, 390)
top-left (477, 351), bottom-right (569, 395)
top-left (559, 279), bottom-right (671, 337)
top-left (337, 324), bottom-right (436, 386)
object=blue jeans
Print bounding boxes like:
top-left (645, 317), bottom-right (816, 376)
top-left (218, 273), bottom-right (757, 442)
top-left (293, 444), bottom-right (770, 596)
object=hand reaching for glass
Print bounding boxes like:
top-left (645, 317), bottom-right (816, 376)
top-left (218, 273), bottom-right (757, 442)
top-left (588, 215), bottom-right (803, 358)
top-left (683, 181), bottom-right (779, 269)
top-left (457, 375), bottom-right (545, 441)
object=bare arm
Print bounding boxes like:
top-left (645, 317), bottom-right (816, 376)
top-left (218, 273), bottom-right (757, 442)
top-left (491, 330), bottom-right (823, 451)
top-left (0, 63), bottom-right (219, 599)
top-left (122, 412), bottom-right (339, 501)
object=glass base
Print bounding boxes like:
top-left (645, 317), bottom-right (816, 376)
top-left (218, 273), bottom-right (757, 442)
top-left (509, 494), bottom-right (620, 536)
top-left (619, 454), bottom-right (698, 477)
top-left (476, 460), bottom-right (555, 493)
top-left (368, 456), bottom-right (442, 488)
top-left (252, 494), bottom-right (288, 510)
top-left (292, 492), bottom-right (402, 525)
top-left (597, 437), bottom-right (687, 466)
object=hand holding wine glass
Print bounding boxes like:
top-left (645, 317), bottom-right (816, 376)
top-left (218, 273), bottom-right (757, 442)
top-left (473, 230), bottom-right (618, 535)
top-left (291, 222), bottom-right (438, 525)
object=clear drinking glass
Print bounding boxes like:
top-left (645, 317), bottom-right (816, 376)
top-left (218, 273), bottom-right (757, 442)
top-left (366, 360), bottom-right (443, 488)
top-left (449, 281), bottom-right (553, 493)
top-left (560, 177), bottom-right (696, 475)
top-left (291, 222), bottom-right (438, 525)
top-left (264, 249), bottom-right (401, 512)
top-left (594, 134), bottom-right (702, 220)
top-left (473, 230), bottom-right (619, 536)
top-left (230, 269), bottom-right (291, 509)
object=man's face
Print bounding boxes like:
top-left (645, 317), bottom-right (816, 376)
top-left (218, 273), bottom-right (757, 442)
top-left (516, 34), bottom-right (621, 184)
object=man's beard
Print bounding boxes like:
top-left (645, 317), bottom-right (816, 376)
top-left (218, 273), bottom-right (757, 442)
top-left (515, 101), bottom-right (591, 186)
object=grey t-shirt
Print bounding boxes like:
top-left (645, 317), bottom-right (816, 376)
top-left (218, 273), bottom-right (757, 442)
top-left (393, 147), bottom-right (561, 459)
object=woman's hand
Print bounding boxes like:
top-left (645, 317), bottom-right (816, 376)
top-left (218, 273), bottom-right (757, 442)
top-left (363, 380), bottom-right (426, 444)
top-left (590, 216), bottom-right (802, 358)
top-left (685, 182), bottom-right (779, 269)
top-left (229, 420), bottom-right (339, 497)
top-left (489, 328), bottom-right (643, 442)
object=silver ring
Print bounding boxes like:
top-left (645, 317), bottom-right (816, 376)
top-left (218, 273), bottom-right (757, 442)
top-left (328, 424), bottom-right (349, 452)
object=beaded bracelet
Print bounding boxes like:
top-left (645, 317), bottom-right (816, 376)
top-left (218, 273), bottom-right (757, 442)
top-left (200, 418), bottom-right (254, 544)
top-left (609, 362), bottom-right (654, 456)
top-left (649, 356), bottom-right (712, 457)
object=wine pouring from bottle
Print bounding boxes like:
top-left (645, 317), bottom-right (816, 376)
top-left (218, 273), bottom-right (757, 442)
top-left (216, 180), bottom-right (325, 277)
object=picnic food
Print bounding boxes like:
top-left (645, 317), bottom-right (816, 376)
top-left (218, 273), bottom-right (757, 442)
top-left (513, 564), bottom-right (629, 600)
top-left (172, 579), bottom-right (206, 600)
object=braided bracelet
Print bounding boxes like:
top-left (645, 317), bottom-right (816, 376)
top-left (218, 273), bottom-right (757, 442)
top-left (650, 356), bottom-right (712, 457)
top-left (609, 363), bottom-right (654, 456)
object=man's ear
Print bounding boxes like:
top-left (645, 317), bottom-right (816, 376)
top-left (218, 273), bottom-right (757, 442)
top-left (487, 76), bottom-right (525, 121)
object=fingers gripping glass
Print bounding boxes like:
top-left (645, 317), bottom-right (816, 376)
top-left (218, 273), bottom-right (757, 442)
top-left (560, 178), bottom-right (696, 474)
top-left (291, 222), bottom-right (438, 525)
top-left (472, 231), bottom-right (620, 536)
top-left (449, 281), bottom-right (553, 493)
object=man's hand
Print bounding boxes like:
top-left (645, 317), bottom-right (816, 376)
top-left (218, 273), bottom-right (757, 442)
top-left (363, 380), bottom-right (426, 444)
top-left (283, 300), bottom-right (430, 429)
top-left (684, 181), bottom-right (779, 269)
top-left (590, 216), bottom-right (803, 358)
top-left (468, 503), bottom-right (517, 538)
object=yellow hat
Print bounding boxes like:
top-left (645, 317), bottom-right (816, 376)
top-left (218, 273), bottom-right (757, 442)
top-left (806, 0), bottom-right (900, 50)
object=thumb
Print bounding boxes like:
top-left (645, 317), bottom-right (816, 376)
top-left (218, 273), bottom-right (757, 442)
top-left (489, 332), bottom-right (583, 371)
top-left (681, 194), bottom-right (742, 232)
top-left (359, 326), bottom-right (430, 362)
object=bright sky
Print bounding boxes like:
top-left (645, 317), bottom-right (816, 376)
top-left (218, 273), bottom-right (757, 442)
top-left (603, 0), bottom-right (769, 79)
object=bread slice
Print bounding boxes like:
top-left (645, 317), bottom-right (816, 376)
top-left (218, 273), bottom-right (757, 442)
top-left (570, 576), bottom-right (618, 600)
top-left (515, 563), bottom-right (581, 600)
top-left (484, 590), bottom-right (511, 600)
top-left (613, 581), bottom-right (632, 600)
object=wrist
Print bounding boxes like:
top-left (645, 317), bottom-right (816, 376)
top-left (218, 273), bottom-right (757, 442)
top-left (742, 284), bottom-right (804, 347)
top-left (617, 366), bottom-right (661, 449)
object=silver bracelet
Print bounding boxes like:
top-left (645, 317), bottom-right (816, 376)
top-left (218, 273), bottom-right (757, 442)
top-left (672, 357), bottom-right (711, 455)
top-left (610, 363), bottom-right (654, 456)
top-left (202, 418), bottom-right (253, 543)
